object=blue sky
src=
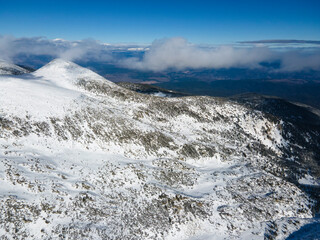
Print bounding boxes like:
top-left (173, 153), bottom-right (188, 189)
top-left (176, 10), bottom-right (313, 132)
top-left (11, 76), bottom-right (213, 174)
top-left (0, 0), bottom-right (319, 44)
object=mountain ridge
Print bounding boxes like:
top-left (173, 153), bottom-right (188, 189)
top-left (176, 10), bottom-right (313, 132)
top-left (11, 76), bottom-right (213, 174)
top-left (0, 59), bottom-right (30, 75)
top-left (0, 59), bottom-right (319, 239)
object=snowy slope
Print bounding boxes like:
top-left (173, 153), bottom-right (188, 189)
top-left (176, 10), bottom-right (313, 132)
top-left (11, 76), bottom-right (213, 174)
top-left (0, 60), bottom-right (29, 75)
top-left (0, 59), bottom-right (121, 120)
top-left (0, 59), bottom-right (319, 239)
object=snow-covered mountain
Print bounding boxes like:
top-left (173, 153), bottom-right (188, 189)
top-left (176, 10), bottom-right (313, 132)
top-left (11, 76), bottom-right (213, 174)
top-left (0, 59), bottom-right (319, 239)
top-left (0, 60), bottom-right (29, 75)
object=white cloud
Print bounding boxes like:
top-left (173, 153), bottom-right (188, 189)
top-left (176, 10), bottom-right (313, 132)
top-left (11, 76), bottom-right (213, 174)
top-left (1, 35), bottom-right (319, 72)
top-left (121, 37), bottom-right (320, 72)
top-left (0, 35), bottom-right (16, 61)
top-left (0, 35), bottom-right (112, 62)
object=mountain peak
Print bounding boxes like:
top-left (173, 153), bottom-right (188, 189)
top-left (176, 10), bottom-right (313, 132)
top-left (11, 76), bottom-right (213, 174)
top-left (0, 58), bottom-right (119, 120)
top-left (39, 58), bottom-right (86, 70)
top-left (42, 58), bottom-right (75, 67)
top-left (35, 58), bottom-right (93, 77)
top-left (33, 58), bottom-right (115, 90)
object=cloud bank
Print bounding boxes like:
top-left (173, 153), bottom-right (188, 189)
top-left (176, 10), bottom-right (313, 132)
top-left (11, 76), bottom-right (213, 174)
top-left (0, 35), bottom-right (112, 62)
top-left (1, 35), bottom-right (319, 72)
top-left (121, 38), bottom-right (274, 71)
top-left (121, 37), bottom-right (320, 72)
top-left (240, 39), bottom-right (320, 45)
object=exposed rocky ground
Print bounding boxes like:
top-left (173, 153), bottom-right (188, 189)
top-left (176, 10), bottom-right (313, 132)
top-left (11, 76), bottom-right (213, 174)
top-left (0, 59), bottom-right (319, 239)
